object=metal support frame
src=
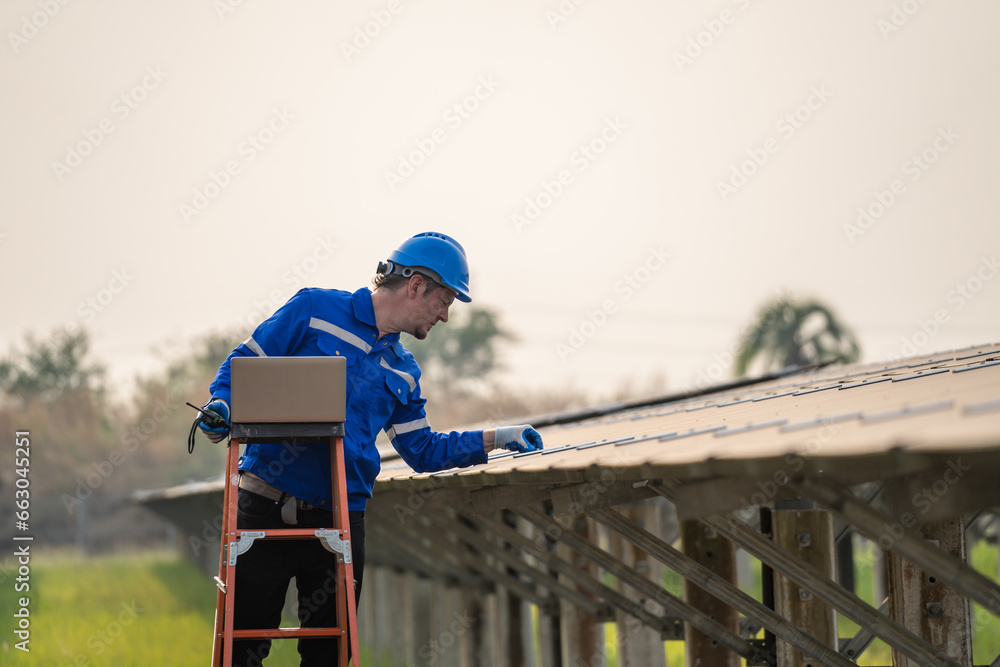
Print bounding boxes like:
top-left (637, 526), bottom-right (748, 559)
top-left (461, 509), bottom-right (682, 638)
top-left (367, 522), bottom-right (486, 590)
top-left (586, 506), bottom-right (860, 667)
top-left (419, 509), bottom-right (604, 618)
top-left (398, 511), bottom-right (557, 613)
top-left (838, 598), bottom-right (886, 662)
top-left (885, 517), bottom-right (973, 666)
top-left (362, 473), bottom-right (1000, 667)
top-left (648, 481), bottom-right (964, 667)
top-left (372, 510), bottom-right (515, 597)
top-left (681, 518), bottom-right (741, 666)
top-left (513, 505), bottom-right (760, 662)
top-left (770, 506), bottom-right (838, 666)
top-left (790, 475), bottom-right (1000, 617)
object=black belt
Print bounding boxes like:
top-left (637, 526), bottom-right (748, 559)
top-left (239, 472), bottom-right (322, 524)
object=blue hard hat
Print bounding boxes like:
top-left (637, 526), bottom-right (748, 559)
top-left (387, 232), bottom-right (472, 302)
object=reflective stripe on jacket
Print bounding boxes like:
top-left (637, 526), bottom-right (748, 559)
top-left (209, 287), bottom-right (486, 510)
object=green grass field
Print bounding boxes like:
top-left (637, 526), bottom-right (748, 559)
top-left (0, 550), bottom-right (391, 667)
top-left (0, 550), bottom-right (214, 666)
top-left (1, 544), bottom-right (997, 666)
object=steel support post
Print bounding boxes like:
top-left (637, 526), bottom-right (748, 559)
top-left (648, 481), bottom-right (964, 667)
top-left (790, 475), bottom-right (1000, 618)
top-left (587, 506), bottom-right (861, 667)
top-left (885, 517), bottom-right (972, 667)
top-left (841, 513), bottom-right (986, 663)
top-left (681, 519), bottom-right (741, 667)
top-left (613, 503), bottom-right (668, 667)
top-left (554, 514), bottom-right (605, 666)
top-left (513, 505), bottom-right (759, 662)
top-left (770, 508), bottom-right (838, 667)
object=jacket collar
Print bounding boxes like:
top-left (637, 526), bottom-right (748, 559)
top-left (352, 287), bottom-right (405, 356)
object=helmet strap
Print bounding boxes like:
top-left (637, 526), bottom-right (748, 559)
top-left (379, 260), bottom-right (442, 283)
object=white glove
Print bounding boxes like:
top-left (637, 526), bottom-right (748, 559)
top-left (494, 424), bottom-right (543, 453)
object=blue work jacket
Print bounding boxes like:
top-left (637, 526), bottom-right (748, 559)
top-left (209, 287), bottom-right (487, 511)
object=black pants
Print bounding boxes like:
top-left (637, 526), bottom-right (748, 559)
top-left (232, 488), bottom-right (365, 667)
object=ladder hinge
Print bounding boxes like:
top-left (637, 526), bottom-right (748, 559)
top-left (315, 529), bottom-right (351, 563)
top-left (229, 531), bottom-right (266, 565)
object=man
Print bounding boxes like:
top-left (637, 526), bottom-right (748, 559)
top-left (199, 232), bottom-right (543, 666)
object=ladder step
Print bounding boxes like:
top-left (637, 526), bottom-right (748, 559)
top-left (232, 627), bottom-right (345, 640)
top-left (237, 529), bottom-right (340, 540)
top-left (213, 433), bottom-right (359, 665)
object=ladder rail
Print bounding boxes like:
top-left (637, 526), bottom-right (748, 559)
top-left (212, 430), bottom-right (359, 666)
top-left (330, 430), bottom-right (359, 665)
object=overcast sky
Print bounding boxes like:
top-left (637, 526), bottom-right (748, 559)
top-left (2, 0), bottom-right (998, 403)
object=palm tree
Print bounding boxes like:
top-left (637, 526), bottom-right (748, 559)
top-left (734, 296), bottom-right (861, 377)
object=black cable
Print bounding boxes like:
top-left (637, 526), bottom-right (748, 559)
top-left (185, 402), bottom-right (230, 455)
top-left (188, 417), bottom-right (200, 454)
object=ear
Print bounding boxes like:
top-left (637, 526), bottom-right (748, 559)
top-left (406, 274), bottom-right (425, 299)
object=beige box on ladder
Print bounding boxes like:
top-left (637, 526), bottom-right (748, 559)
top-left (230, 356), bottom-right (346, 423)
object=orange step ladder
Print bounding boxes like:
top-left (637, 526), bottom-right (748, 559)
top-left (210, 418), bottom-right (360, 666)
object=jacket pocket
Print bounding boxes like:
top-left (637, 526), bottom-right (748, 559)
top-left (315, 338), bottom-right (360, 369)
top-left (384, 370), bottom-right (411, 405)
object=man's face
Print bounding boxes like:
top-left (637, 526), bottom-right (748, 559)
top-left (409, 282), bottom-right (456, 340)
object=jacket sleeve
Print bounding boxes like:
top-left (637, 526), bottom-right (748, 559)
top-left (384, 390), bottom-right (487, 473)
top-left (209, 288), bottom-right (312, 405)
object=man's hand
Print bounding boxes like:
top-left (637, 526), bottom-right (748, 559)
top-left (493, 424), bottom-right (543, 453)
top-left (197, 399), bottom-right (230, 443)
